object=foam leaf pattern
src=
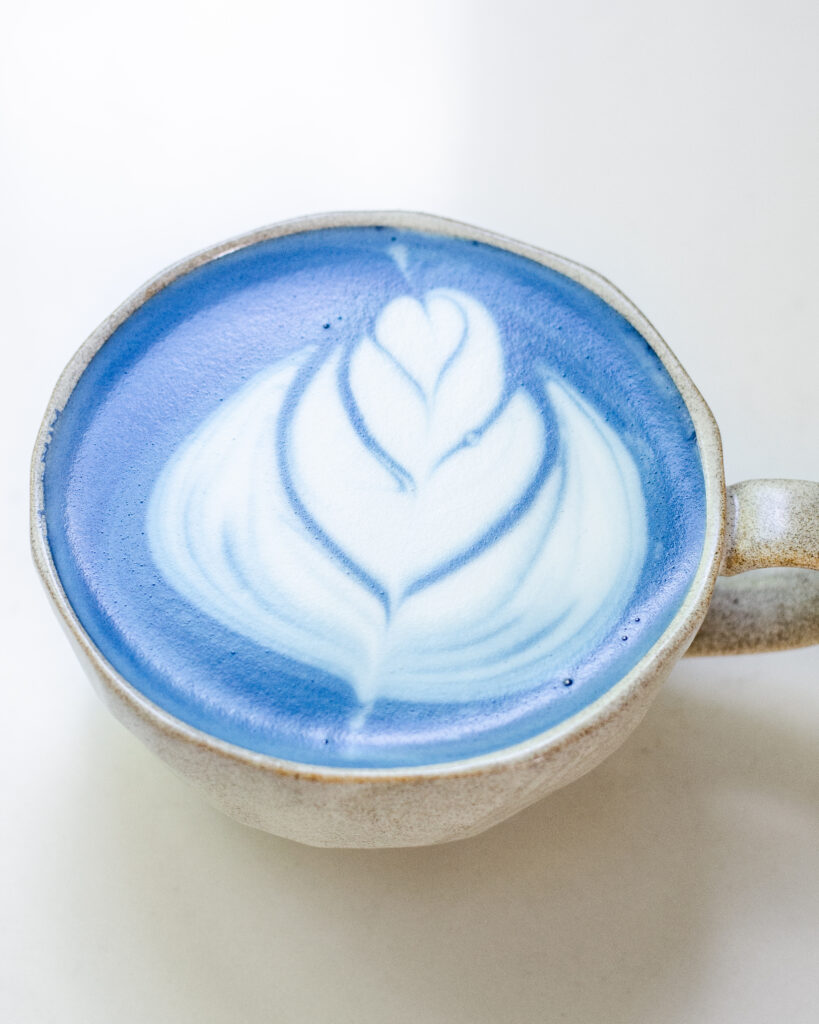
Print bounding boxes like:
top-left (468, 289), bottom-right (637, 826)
top-left (148, 285), bottom-right (649, 710)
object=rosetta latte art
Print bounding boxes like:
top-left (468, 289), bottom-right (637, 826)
top-left (147, 281), bottom-right (648, 709)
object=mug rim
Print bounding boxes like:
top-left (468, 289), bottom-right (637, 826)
top-left (30, 210), bottom-right (726, 783)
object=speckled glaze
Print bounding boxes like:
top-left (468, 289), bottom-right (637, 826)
top-left (688, 480), bottom-right (819, 654)
top-left (30, 212), bottom-right (819, 847)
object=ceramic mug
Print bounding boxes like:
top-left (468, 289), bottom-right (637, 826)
top-left (31, 211), bottom-right (819, 847)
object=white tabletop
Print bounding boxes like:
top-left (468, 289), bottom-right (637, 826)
top-left (2, 2), bottom-right (818, 1022)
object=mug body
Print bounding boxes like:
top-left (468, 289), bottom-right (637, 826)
top-left (31, 212), bottom-right (726, 847)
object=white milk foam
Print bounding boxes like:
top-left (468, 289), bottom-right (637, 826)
top-left (148, 287), bottom-right (647, 706)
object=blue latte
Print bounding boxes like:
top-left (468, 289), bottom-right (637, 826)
top-left (43, 226), bottom-right (706, 767)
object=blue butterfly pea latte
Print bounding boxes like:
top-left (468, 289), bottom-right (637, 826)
top-left (44, 227), bottom-right (706, 767)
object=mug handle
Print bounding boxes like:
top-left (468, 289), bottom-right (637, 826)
top-left (687, 479), bottom-right (819, 655)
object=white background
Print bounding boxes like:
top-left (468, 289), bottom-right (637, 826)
top-left (2, 2), bottom-right (817, 1021)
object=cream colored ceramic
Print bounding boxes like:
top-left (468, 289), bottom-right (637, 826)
top-left (30, 212), bottom-right (819, 847)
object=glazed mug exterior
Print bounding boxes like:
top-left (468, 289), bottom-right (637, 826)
top-left (30, 212), bottom-right (819, 847)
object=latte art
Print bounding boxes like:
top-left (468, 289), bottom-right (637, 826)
top-left (148, 284), bottom-right (648, 709)
top-left (44, 225), bottom-right (706, 767)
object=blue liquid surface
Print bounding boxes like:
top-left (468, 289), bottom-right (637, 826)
top-left (43, 227), bottom-right (706, 767)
